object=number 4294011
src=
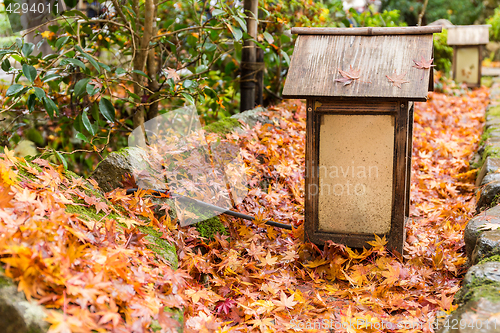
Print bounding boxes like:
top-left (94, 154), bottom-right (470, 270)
top-left (5, 2), bottom-right (58, 15)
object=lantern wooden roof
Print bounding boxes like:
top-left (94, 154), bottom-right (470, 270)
top-left (447, 25), bottom-right (489, 46)
top-left (282, 26), bottom-right (441, 101)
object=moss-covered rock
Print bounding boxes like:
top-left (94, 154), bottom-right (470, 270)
top-left (204, 117), bottom-right (241, 135)
top-left (455, 262), bottom-right (500, 304)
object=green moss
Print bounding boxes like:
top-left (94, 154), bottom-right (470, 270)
top-left (479, 126), bottom-right (496, 147)
top-left (196, 216), bottom-right (228, 240)
top-left (138, 226), bottom-right (178, 269)
top-left (203, 117), bottom-right (241, 135)
top-left (488, 105), bottom-right (500, 118)
top-left (457, 283), bottom-right (500, 304)
top-left (478, 254), bottom-right (500, 264)
top-left (472, 145), bottom-right (500, 169)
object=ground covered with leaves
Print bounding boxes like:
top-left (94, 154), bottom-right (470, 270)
top-left (0, 82), bottom-right (490, 332)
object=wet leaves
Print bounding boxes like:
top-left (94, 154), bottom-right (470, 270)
top-left (0, 82), bottom-right (490, 332)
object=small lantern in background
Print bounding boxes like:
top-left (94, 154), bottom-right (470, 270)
top-left (282, 26), bottom-right (441, 252)
top-left (447, 25), bottom-right (489, 87)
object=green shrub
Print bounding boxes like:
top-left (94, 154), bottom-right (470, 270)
top-left (433, 29), bottom-right (453, 75)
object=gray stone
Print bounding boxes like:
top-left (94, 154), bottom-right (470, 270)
top-left (436, 298), bottom-right (500, 333)
top-left (476, 157), bottom-right (500, 187)
top-left (464, 205), bottom-right (500, 261)
top-left (90, 147), bottom-right (164, 193)
top-left (231, 106), bottom-right (272, 128)
top-left (455, 262), bottom-right (500, 304)
top-left (472, 231), bottom-right (500, 265)
top-left (480, 172), bottom-right (500, 187)
top-left (476, 181), bottom-right (500, 212)
top-left (0, 276), bottom-right (48, 333)
top-left (485, 118), bottom-right (500, 129)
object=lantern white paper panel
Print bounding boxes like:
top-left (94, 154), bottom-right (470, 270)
top-left (317, 114), bottom-right (394, 234)
top-left (456, 47), bottom-right (479, 84)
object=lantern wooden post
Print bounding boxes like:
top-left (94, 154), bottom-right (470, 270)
top-left (447, 25), bottom-right (489, 87)
top-left (282, 26), bottom-right (441, 253)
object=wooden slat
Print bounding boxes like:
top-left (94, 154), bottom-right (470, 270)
top-left (314, 100), bottom-right (398, 113)
top-left (283, 34), bottom-right (434, 100)
top-left (447, 25), bottom-right (489, 46)
top-left (291, 26), bottom-right (442, 36)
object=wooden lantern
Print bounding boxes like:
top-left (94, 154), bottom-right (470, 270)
top-left (447, 25), bottom-right (489, 87)
top-left (282, 26), bottom-right (440, 252)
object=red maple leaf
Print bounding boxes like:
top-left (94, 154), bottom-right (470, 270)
top-left (215, 298), bottom-right (236, 315)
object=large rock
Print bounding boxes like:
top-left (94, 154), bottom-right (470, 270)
top-left (465, 205), bottom-right (500, 261)
top-left (90, 147), bottom-right (164, 193)
top-left (471, 231), bottom-right (500, 265)
top-left (476, 180), bottom-right (500, 212)
top-left (436, 298), bottom-right (500, 333)
top-left (0, 275), bottom-right (48, 333)
top-left (455, 262), bottom-right (500, 304)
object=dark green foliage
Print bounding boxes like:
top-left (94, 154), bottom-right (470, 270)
top-left (433, 30), bottom-right (453, 75)
top-left (382, 0), bottom-right (483, 26)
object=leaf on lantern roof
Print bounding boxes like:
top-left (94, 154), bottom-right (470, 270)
top-left (334, 65), bottom-right (370, 86)
top-left (386, 71), bottom-right (410, 89)
top-left (413, 56), bottom-right (435, 70)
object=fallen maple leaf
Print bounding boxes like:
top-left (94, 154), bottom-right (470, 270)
top-left (334, 65), bottom-right (371, 86)
top-left (413, 56), bottom-right (435, 69)
top-left (273, 291), bottom-right (298, 310)
top-left (215, 298), bottom-right (236, 315)
top-left (386, 71), bottom-right (410, 88)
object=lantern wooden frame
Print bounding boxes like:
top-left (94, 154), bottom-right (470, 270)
top-left (283, 27), bottom-right (440, 253)
top-left (447, 25), bottom-right (489, 88)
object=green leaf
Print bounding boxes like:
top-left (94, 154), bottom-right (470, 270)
top-left (62, 10), bottom-right (88, 19)
top-left (21, 43), bottom-right (34, 57)
top-left (86, 82), bottom-right (100, 96)
top-left (55, 150), bottom-right (68, 169)
top-left (75, 45), bottom-right (100, 72)
top-left (64, 0), bottom-right (78, 8)
top-left (42, 74), bottom-right (61, 82)
top-left (55, 36), bottom-right (70, 50)
top-left (195, 65), bottom-right (207, 73)
top-left (22, 64), bottom-right (37, 83)
top-left (75, 131), bottom-right (89, 143)
top-left (183, 79), bottom-right (194, 88)
top-left (99, 97), bottom-right (115, 122)
top-left (82, 110), bottom-right (95, 136)
top-left (263, 31), bottom-right (274, 44)
top-left (115, 67), bottom-right (126, 75)
top-left (180, 92), bottom-right (195, 105)
top-left (6, 84), bottom-right (23, 96)
top-left (74, 78), bottom-right (90, 97)
top-left (27, 94), bottom-right (36, 112)
top-left (42, 97), bottom-right (59, 118)
top-left (61, 58), bottom-right (86, 70)
top-left (97, 62), bottom-right (111, 71)
top-left (230, 25), bottom-right (242, 41)
top-left (1, 59), bottom-right (10, 72)
top-left (43, 54), bottom-right (59, 61)
top-left (280, 50), bottom-right (290, 66)
top-left (132, 69), bottom-right (150, 79)
top-left (212, 9), bottom-right (225, 16)
top-left (234, 16), bottom-right (247, 33)
top-left (33, 87), bottom-right (45, 99)
top-left (204, 43), bottom-right (216, 52)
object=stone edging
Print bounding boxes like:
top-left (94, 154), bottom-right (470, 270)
top-left (436, 79), bottom-right (500, 332)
